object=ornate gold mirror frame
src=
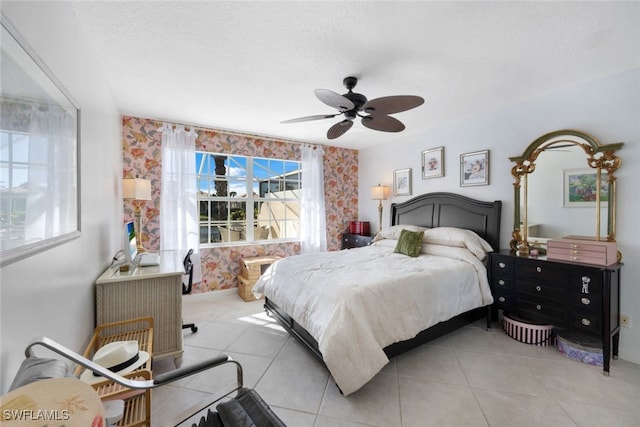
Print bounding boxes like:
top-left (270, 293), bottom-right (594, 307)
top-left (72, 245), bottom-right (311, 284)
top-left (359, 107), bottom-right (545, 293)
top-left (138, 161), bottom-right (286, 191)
top-left (509, 129), bottom-right (623, 255)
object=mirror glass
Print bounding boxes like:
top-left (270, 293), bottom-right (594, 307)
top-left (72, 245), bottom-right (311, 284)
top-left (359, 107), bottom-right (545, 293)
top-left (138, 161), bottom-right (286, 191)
top-left (0, 18), bottom-right (80, 267)
top-left (524, 145), bottom-right (608, 240)
top-left (510, 130), bottom-right (623, 253)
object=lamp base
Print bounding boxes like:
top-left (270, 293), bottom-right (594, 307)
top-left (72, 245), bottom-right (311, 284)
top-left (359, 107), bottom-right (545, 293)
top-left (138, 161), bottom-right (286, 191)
top-left (134, 205), bottom-right (147, 253)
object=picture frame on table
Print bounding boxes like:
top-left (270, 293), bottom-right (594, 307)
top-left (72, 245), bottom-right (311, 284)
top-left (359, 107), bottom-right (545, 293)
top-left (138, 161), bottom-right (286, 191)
top-left (421, 146), bottom-right (444, 179)
top-left (393, 168), bottom-right (412, 196)
top-left (460, 150), bottom-right (489, 187)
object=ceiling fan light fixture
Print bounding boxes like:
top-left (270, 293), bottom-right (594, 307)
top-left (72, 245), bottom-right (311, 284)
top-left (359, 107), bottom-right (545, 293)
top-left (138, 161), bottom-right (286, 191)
top-left (344, 110), bottom-right (357, 120)
top-left (282, 76), bottom-right (424, 139)
top-left (343, 91), bottom-right (368, 110)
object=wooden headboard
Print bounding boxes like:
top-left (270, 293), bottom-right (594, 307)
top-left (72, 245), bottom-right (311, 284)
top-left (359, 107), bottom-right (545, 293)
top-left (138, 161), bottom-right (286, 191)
top-left (390, 192), bottom-right (502, 251)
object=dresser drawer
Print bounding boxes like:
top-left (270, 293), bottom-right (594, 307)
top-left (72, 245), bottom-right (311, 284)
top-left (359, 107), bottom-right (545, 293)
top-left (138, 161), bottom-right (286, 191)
top-left (547, 250), bottom-right (608, 266)
top-left (341, 233), bottom-right (373, 249)
top-left (568, 270), bottom-right (602, 293)
top-left (491, 274), bottom-right (514, 291)
top-left (516, 278), bottom-right (567, 303)
top-left (492, 256), bottom-right (514, 274)
top-left (494, 292), bottom-right (513, 310)
top-left (516, 260), bottom-right (567, 282)
top-left (569, 310), bottom-right (601, 335)
top-left (570, 292), bottom-right (602, 312)
top-left (517, 297), bottom-right (565, 324)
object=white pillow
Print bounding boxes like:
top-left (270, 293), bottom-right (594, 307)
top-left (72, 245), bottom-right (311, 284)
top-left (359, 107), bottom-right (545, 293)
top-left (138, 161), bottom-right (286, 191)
top-left (423, 227), bottom-right (493, 260)
top-left (373, 224), bottom-right (428, 242)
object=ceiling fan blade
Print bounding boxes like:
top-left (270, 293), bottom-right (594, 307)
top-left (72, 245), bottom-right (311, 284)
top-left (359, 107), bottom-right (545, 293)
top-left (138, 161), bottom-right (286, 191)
top-left (314, 89), bottom-right (355, 111)
top-left (327, 120), bottom-right (354, 139)
top-left (362, 95), bottom-right (425, 115)
top-left (281, 113), bottom-right (339, 124)
top-left (361, 115), bottom-right (405, 132)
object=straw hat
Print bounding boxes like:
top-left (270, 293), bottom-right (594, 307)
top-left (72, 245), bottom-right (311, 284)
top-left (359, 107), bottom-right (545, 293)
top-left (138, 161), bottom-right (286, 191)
top-left (0, 377), bottom-right (105, 426)
top-left (80, 340), bottom-right (149, 384)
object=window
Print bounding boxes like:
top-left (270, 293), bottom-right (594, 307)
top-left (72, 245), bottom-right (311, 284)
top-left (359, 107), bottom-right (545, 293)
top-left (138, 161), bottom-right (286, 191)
top-left (1, 131), bottom-right (29, 247)
top-left (197, 152), bottom-right (301, 245)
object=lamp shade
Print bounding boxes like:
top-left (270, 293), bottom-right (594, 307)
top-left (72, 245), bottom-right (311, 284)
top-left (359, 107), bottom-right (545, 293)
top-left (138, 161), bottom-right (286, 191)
top-left (370, 185), bottom-right (387, 201)
top-left (123, 178), bottom-right (151, 200)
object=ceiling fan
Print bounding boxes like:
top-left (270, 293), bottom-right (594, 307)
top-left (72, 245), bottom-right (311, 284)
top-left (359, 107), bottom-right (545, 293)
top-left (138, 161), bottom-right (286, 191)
top-left (281, 76), bottom-right (425, 140)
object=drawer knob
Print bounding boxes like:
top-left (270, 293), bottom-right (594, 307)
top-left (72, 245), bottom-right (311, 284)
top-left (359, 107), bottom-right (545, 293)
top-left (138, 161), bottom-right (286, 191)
top-left (498, 296), bottom-right (505, 303)
top-left (581, 276), bottom-right (591, 294)
top-left (582, 318), bottom-right (591, 326)
top-left (581, 297), bottom-right (591, 305)
top-left (536, 267), bottom-right (542, 273)
top-left (536, 285), bottom-right (542, 292)
top-left (499, 262), bottom-right (506, 269)
top-left (536, 304), bottom-right (542, 310)
top-left (498, 279), bottom-right (505, 286)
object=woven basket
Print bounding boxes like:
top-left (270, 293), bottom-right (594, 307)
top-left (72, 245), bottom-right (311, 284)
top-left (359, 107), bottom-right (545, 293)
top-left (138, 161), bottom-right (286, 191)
top-left (238, 274), bottom-right (262, 302)
top-left (240, 256), bottom-right (280, 280)
top-left (503, 312), bottom-right (553, 346)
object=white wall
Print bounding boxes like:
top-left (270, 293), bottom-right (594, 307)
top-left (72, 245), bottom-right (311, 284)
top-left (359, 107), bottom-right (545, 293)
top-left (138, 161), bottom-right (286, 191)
top-left (359, 68), bottom-right (640, 364)
top-left (0, 2), bottom-right (122, 391)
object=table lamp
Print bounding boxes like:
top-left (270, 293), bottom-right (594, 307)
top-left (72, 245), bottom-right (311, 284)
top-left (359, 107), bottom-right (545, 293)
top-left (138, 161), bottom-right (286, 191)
top-left (370, 184), bottom-right (388, 233)
top-left (123, 177), bottom-right (151, 252)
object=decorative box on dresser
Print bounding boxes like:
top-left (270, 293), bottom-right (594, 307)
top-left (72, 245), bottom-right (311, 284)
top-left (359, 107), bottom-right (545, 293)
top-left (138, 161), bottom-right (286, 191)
top-left (488, 250), bottom-right (621, 374)
top-left (341, 233), bottom-right (373, 249)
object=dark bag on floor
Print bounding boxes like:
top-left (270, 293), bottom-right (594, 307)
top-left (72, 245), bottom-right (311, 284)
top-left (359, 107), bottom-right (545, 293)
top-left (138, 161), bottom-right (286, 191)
top-left (193, 388), bottom-right (287, 427)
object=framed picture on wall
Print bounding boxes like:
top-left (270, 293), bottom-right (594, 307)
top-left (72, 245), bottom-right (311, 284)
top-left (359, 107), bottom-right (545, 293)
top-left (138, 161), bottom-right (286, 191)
top-left (393, 168), bottom-right (412, 196)
top-left (563, 168), bottom-right (608, 208)
top-left (460, 150), bottom-right (489, 187)
top-left (421, 146), bottom-right (444, 179)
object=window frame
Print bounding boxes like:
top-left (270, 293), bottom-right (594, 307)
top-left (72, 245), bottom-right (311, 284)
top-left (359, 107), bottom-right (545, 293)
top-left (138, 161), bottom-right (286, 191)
top-left (196, 151), bottom-right (301, 247)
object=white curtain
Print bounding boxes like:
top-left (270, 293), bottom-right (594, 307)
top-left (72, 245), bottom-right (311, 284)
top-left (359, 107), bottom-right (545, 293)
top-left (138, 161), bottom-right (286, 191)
top-left (25, 105), bottom-right (77, 242)
top-left (300, 145), bottom-right (327, 254)
top-left (160, 123), bottom-right (199, 259)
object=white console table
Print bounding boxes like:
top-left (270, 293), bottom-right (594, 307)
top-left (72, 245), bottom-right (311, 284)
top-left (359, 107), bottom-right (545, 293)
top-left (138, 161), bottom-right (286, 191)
top-left (95, 251), bottom-right (184, 365)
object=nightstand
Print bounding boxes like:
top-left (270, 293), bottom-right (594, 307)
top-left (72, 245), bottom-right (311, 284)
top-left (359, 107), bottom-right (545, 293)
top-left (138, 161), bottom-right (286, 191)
top-left (341, 233), bottom-right (373, 249)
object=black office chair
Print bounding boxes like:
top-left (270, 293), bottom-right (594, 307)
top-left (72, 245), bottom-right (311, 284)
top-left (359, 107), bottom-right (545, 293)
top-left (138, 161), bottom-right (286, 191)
top-left (182, 248), bottom-right (198, 333)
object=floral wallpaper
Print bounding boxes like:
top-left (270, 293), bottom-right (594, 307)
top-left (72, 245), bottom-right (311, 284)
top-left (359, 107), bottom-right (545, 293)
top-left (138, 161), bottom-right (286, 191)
top-left (122, 116), bottom-right (359, 293)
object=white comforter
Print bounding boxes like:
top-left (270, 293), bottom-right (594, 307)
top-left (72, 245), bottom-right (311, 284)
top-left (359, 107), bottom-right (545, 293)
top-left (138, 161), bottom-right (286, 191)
top-left (253, 243), bottom-right (493, 396)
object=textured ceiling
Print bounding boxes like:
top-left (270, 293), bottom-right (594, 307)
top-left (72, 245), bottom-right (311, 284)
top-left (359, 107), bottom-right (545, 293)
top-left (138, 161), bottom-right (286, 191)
top-left (70, 1), bottom-right (640, 150)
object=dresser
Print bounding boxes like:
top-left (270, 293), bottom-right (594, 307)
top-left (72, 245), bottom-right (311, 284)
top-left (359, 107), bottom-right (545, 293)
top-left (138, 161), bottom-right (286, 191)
top-left (95, 250), bottom-right (184, 365)
top-left (341, 233), bottom-right (373, 249)
top-left (488, 250), bottom-right (621, 374)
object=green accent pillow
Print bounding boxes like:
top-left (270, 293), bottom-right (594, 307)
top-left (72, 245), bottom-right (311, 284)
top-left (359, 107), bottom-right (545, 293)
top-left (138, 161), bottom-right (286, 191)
top-left (394, 229), bottom-right (425, 257)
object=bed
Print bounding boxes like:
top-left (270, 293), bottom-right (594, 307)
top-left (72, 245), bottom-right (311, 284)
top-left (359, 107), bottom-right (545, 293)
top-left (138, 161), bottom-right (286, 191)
top-left (255, 192), bottom-right (502, 395)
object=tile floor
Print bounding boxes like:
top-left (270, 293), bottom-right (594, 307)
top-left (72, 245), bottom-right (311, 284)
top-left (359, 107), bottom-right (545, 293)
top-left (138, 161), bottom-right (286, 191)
top-left (152, 290), bottom-right (640, 427)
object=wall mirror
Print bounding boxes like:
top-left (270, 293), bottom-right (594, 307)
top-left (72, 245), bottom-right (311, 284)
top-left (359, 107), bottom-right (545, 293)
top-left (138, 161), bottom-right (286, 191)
top-left (509, 130), bottom-right (623, 255)
top-left (0, 15), bottom-right (80, 266)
